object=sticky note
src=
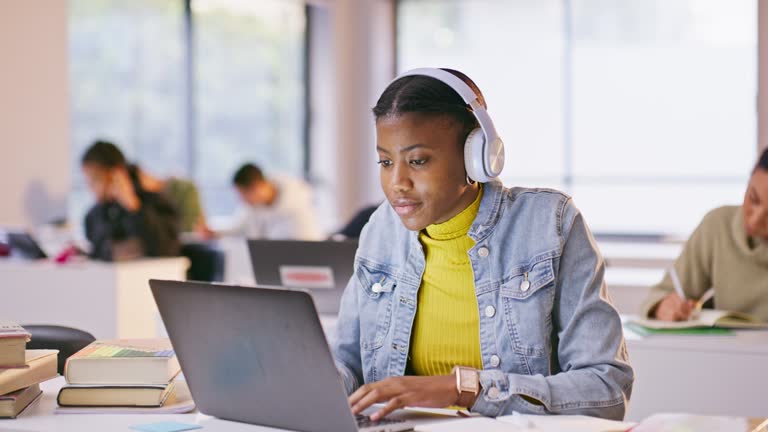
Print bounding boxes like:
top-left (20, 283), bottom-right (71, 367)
top-left (129, 421), bottom-right (202, 432)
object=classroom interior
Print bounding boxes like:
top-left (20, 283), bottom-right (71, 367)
top-left (1, 1), bottom-right (767, 431)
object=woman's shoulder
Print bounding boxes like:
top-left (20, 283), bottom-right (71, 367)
top-left (694, 205), bottom-right (740, 237)
top-left (499, 185), bottom-right (574, 222)
top-left (701, 205), bottom-right (740, 223)
top-left (505, 186), bottom-right (572, 205)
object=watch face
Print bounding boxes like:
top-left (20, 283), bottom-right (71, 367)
top-left (460, 370), bottom-right (478, 389)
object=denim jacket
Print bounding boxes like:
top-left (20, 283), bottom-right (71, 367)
top-left (331, 180), bottom-right (633, 420)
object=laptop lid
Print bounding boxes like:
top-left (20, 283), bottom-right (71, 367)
top-left (7, 232), bottom-right (47, 259)
top-left (149, 279), bottom-right (360, 432)
top-left (247, 239), bottom-right (357, 314)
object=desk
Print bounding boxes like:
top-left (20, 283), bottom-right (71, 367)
top-left (12, 378), bottom-right (766, 431)
top-left (12, 377), bottom-right (452, 432)
top-left (624, 324), bottom-right (768, 422)
top-left (0, 258), bottom-right (189, 339)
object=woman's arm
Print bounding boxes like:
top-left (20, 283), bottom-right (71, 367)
top-left (332, 270), bottom-right (365, 395)
top-left (640, 216), bottom-right (715, 318)
top-left (471, 201), bottom-right (634, 420)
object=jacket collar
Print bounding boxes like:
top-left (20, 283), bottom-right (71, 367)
top-left (405, 179), bottom-right (506, 248)
top-left (468, 179), bottom-right (505, 242)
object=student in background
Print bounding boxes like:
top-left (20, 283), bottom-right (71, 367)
top-left (332, 68), bottom-right (632, 420)
top-left (642, 148), bottom-right (768, 321)
top-left (81, 141), bottom-right (180, 261)
top-left (227, 163), bottom-right (320, 240)
top-left (137, 168), bottom-right (212, 238)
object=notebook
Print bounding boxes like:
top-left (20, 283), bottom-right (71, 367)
top-left (628, 309), bottom-right (768, 331)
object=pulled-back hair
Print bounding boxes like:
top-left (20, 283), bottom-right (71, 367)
top-left (372, 68), bottom-right (486, 138)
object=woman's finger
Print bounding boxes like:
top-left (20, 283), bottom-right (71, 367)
top-left (371, 393), bottom-right (411, 421)
top-left (351, 384), bottom-right (390, 415)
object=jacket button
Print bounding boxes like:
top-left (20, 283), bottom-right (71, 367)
top-left (487, 386), bottom-right (500, 398)
top-left (478, 247), bottom-right (489, 257)
top-left (520, 280), bottom-right (531, 292)
top-left (372, 283), bottom-right (383, 293)
top-left (484, 305), bottom-right (496, 318)
top-left (490, 355), bottom-right (501, 367)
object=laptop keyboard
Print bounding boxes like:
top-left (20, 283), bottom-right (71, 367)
top-left (355, 414), bottom-right (408, 431)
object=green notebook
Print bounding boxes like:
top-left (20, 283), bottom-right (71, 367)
top-left (624, 322), bottom-right (733, 336)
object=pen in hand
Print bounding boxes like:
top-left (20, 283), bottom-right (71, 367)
top-left (668, 267), bottom-right (713, 321)
top-left (669, 266), bottom-right (686, 301)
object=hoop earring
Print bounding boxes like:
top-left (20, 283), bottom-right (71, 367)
top-left (466, 175), bottom-right (476, 186)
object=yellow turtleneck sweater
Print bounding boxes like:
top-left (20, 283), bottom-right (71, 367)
top-left (408, 187), bottom-right (484, 376)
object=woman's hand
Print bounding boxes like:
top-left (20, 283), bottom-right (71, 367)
top-left (349, 375), bottom-right (459, 421)
top-left (109, 170), bottom-right (141, 212)
top-left (653, 293), bottom-right (696, 321)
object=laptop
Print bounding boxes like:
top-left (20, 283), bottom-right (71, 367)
top-left (247, 239), bottom-right (357, 314)
top-left (7, 232), bottom-right (47, 259)
top-left (149, 279), bottom-right (414, 432)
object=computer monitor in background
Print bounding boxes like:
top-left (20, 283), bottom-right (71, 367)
top-left (247, 239), bottom-right (357, 315)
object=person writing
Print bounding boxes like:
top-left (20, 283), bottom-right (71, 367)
top-left (331, 68), bottom-right (633, 421)
top-left (81, 140), bottom-right (180, 261)
top-left (642, 148), bottom-right (768, 321)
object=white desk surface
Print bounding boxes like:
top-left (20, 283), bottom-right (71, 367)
top-left (11, 377), bottom-right (455, 432)
top-left (623, 321), bottom-right (768, 421)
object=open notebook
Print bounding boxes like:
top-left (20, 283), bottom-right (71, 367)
top-left (628, 309), bottom-right (768, 331)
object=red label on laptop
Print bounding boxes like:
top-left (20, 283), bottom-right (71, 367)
top-left (279, 266), bottom-right (335, 289)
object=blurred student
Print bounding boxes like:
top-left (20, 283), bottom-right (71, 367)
top-left (81, 140), bottom-right (180, 261)
top-left (226, 163), bottom-right (321, 240)
top-left (642, 148), bottom-right (768, 321)
top-left (137, 168), bottom-right (212, 237)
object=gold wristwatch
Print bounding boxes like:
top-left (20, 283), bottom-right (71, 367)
top-left (452, 366), bottom-right (480, 408)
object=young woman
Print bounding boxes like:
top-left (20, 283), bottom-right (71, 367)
top-left (642, 149), bottom-right (768, 321)
top-left (331, 68), bottom-right (633, 421)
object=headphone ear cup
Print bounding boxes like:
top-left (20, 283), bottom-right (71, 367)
top-left (464, 128), bottom-right (490, 183)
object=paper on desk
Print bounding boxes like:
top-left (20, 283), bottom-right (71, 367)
top-left (498, 413), bottom-right (635, 432)
top-left (629, 413), bottom-right (747, 432)
top-left (129, 421), bottom-right (202, 432)
top-left (416, 417), bottom-right (539, 432)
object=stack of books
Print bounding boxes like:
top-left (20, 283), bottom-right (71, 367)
top-left (57, 339), bottom-right (181, 409)
top-left (0, 322), bottom-right (58, 418)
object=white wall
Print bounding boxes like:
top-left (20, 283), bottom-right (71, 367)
top-left (307, 0), bottom-right (396, 232)
top-left (0, 1), bottom-right (70, 227)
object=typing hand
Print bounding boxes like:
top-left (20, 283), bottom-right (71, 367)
top-left (653, 293), bottom-right (697, 321)
top-left (349, 375), bottom-right (458, 421)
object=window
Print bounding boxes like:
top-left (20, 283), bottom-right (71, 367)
top-left (193, 0), bottom-right (306, 215)
top-left (397, 0), bottom-right (757, 235)
top-left (69, 0), bottom-right (307, 224)
top-left (69, 0), bottom-right (185, 226)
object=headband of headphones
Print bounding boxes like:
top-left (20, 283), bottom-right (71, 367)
top-left (393, 68), bottom-right (501, 155)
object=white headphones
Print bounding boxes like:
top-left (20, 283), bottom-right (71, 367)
top-left (394, 68), bottom-right (505, 183)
